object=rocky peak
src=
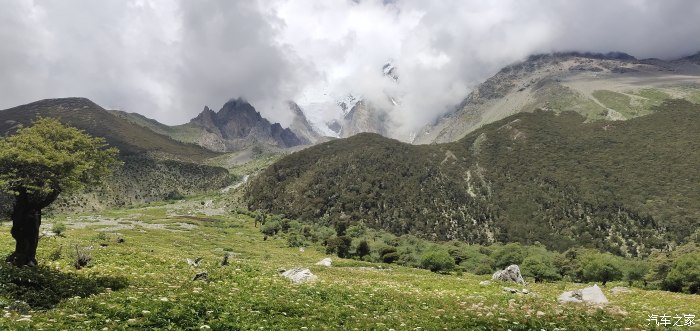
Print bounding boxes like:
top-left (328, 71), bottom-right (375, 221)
top-left (188, 98), bottom-right (303, 150)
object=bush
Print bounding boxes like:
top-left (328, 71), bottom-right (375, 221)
top-left (326, 236), bottom-right (352, 258)
top-left (580, 253), bottom-right (624, 285)
top-left (355, 240), bottom-right (370, 258)
top-left (522, 254), bottom-right (560, 282)
top-left (492, 243), bottom-right (527, 269)
top-left (52, 222), bottom-right (67, 237)
top-left (420, 249), bottom-right (455, 273)
top-left (624, 260), bottom-right (649, 286)
top-left (663, 252), bottom-right (700, 294)
top-left (261, 220), bottom-right (281, 236)
top-left (382, 252), bottom-right (400, 264)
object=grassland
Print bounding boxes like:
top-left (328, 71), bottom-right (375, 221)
top-left (1, 194), bottom-right (698, 330)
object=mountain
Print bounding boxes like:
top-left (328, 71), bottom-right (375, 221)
top-left (182, 99), bottom-right (304, 152)
top-left (0, 98), bottom-right (217, 162)
top-left (415, 52), bottom-right (700, 144)
top-left (0, 98), bottom-right (233, 213)
top-left (339, 100), bottom-right (390, 138)
top-left (246, 99), bottom-right (700, 256)
top-left (287, 102), bottom-right (321, 144)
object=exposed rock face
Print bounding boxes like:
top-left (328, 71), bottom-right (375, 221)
top-left (281, 268), bottom-right (318, 283)
top-left (492, 265), bottom-right (526, 285)
top-left (558, 284), bottom-right (608, 305)
top-left (315, 258), bottom-right (332, 267)
top-left (415, 51), bottom-right (700, 144)
top-left (340, 100), bottom-right (389, 138)
top-left (189, 98), bottom-right (303, 151)
top-left (288, 102), bottom-right (321, 144)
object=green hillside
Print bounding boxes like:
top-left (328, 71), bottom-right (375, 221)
top-left (247, 100), bottom-right (700, 256)
top-left (0, 98), bottom-right (217, 162)
top-left (1, 197), bottom-right (698, 330)
top-left (0, 98), bottom-right (233, 214)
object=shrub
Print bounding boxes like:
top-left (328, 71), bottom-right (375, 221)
top-left (326, 236), bottom-right (352, 258)
top-left (420, 249), bottom-right (455, 273)
top-left (492, 243), bottom-right (527, 269)
top-left (522, 254), bottom-right (560, 282)
top-left (580, 253), bottom-right (623, 285)
top-left (52, 222), bottom-right (67, 237)
top-left (663, 252), bottom-right (700, 294)
top-left (355, 240), bottom-right (370, 258)
top-left (624, 260), bottom-right (649, 286)
top-left (261, 220), bottom-right (281, 236)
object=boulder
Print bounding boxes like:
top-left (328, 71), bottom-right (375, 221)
top-left (479, 280), bottom-right (491, 286)
top-left (281, 268), bottom-right (318, 284)
top-left (315, 258), bottom-right (332, 267)
top-left (558, 284), bottom-right (608, 305)
top-left (492, 265), bottom-right (526, 285)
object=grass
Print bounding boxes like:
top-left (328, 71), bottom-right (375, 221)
top-left (1, 199), bottom-right (698, 330)
top-left (592, 89), bottom-right (671, 119)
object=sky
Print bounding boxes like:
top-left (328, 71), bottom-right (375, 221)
top-left (2, 0), bottom-right (699, 134)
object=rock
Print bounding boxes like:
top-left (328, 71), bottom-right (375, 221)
top-left (611, 286), bottom-right (631, 295)
top-left (281, 268), bottom-right (318, 284)
top-left (315, 258), bottom-right (332, 267)
top-left (558, 284), bottom-right (608, 305)
top-left (521, 289), bottom-right (529, 294)
top-left (192, 271), bottom-right (208, 281)
top-left (503, 287), bottom-right (519, 294)
top-left (536, 311), bottom-right (545, 317)
top-left (299, 247), bottom-right (305, 252)
top-left (479, 280), bottom-right (491, 286)
top-left (186, 257), bottom-right (203, 267)
top-left (492, 265), bottom-right (526, 285)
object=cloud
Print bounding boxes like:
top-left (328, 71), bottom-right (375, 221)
top-left (0, 0), bottom-right (699, 131)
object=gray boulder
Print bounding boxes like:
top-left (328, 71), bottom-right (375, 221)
top-left (492, 265), bottom-right (526, 285)
top-left (315, 258), bottom-right (332, 267)
top-left (281, 268), bottom-right (318, 284)
top-left (558, 284), bottom-right (608, 305)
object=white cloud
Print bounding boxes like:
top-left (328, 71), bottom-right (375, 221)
top-left (0, 0), bottom-right (698, 131)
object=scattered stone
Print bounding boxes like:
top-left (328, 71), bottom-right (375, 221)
top-left (186, 257), bottom-right (203, 267)
top-left (192, 271), bottom-right (208, 281)
top-left (281, 268), bottom-right (317, 284)
top-left (502, 287), bottom-right (529, 295)
top-left (315, 258), bottom-right (332, 267)
top-left (536, 311), bottom-right (545, 317)
top-left (492, 265), bottom-right (526, 285)
top-left (299, 247), bottom-right (305, 252)
top-left (611, 286), bottom-right (631, 295)
top-left (558, 284), bottom-right (608, 305)
top-left (479, 280), bottom-right (491, 286)
top-left (503, 287), bottom-right (519, 294)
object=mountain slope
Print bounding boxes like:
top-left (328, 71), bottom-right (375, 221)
top-left (183, 99), bottom-right (303, 152)
top-left (0, 98), bottom-right (217, 162)
top-left (415, 52), bottom-right (700, 144)
top-left (0, 98), bottom-right (233, 213)
top-left (247, 100), bottom-right (700, 256)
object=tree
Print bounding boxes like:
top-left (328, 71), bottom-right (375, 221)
top-left (491, 243), bottom-right (527, 269)
top-left (355, 240), bottom-right (370, 258)
top-left (663, 252), bottom-right (700, 294)
top-left (580, 253), bottom-right (624, 286)
top-left (420, 249), bottom-right (455, 273)
top-left (522, 254), bottom-right (561, 283)
top-left (624, 260), bottom-right (649, 287)
top-left (0, 118), bottom-right (120, 266)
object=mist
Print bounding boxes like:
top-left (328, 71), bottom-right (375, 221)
top-left (1, 0), bottom-right (699, 131)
